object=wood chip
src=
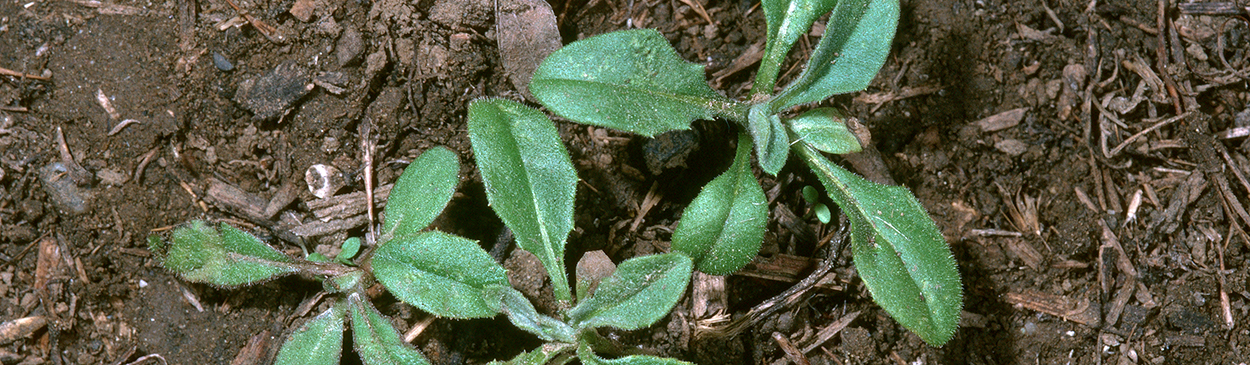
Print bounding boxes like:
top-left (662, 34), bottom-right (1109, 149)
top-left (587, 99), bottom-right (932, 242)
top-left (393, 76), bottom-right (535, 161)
top-left (307, 184), bottom-right (392, 221)
top-left (0, 316), bottom-right (46, 345)
top-left (975, 107), bottom-right (1028, 132)
top-left (204, 178), bottom-right (268, 223)
top-left (1003, 238), bottom-right (1042, 270)
top-left (690, 271), bottom-right (726, 319)
top-left (230, 330), bottom-right (272, 365)
top-left (1005, 290), bottom-right (1101, 326)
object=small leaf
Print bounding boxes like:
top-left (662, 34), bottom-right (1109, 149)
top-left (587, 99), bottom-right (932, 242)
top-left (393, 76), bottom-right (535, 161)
top-left (338, 237), bottom-right (361, 262)
top-left (468, 98), bottom-right (576, 302)
top-left (483, 285), bottom-right (576, 342)
top-left (747, 104), bottom-right (789, 175)
top-left (372, 231), bottom-right (508, 318)
top-left (796, 143), bottom-right (962, 346)
top-left (576, 341), bottom-right (694, 365)
top-left (789, 108), bottom-right (862, 154)
top-left (567, 253), bottom-right (692, 330)
top-left (383, 147), bottom-right (460, 238)
top-left (771, 0), bottom-right (900, 110)
top-left (801, 185), bottom-right (820, 204)
top-left (530, 29), bottom-right (740, 137)
top-left (158, 221), bottom-right (300, 287)
top-left (754, 0), bottom-right (837, 94)
top-left (488, 343), bottom-right (575, 365)
top-left (348, 293), bottom-right (432, 365)
top-left (274, 301), bottom-right (346, 365)
top-left (814, 203), bottom-right (831, 223)
top-left (671, 133), bottom-right (766, 275)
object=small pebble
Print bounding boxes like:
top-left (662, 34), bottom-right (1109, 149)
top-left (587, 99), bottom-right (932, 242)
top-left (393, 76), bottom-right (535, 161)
top-left (212, 52), bottom-right (234, 72)
top-left (39, 162), bottom-right (91, 215)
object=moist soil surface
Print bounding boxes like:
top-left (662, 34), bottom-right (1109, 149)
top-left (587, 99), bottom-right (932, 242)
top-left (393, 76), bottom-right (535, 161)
top-left (2, 0), bottom-right (1250, 363)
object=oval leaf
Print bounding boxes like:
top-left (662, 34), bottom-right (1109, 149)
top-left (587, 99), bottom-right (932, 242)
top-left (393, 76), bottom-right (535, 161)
top-left (372, 231), bottom-right (509, 318)
top-left (790, 108), bottom-right (862, 154)
top-left (771, 0), bottom-right (899, 110)
top-left (158, 221), bottom-right (300, 287)
top-left (275, 302), bottom-right (346, 365)
top-left (468, 98), bottom-right (576, 301)
top-left (796, 144), bottom-right (962, 346)
top-left (671, 133), bottom-right (766, 275)
top-left (383, 147), bottom-right (460, 238)
top-left (567, 253), bottom-right (692, 330)
top-left (530, 29), bottom-right (737, 137)
top-left (348, 293), bottom-right (432, 365)
top-left (747, 104), bottom-right (790, 175)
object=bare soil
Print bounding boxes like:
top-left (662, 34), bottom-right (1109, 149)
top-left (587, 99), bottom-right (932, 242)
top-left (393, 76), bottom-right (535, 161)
top-left (2, 0), bottom-right (1249, 364)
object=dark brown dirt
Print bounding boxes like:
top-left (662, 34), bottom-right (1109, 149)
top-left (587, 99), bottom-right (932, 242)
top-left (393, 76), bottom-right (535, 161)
top-left (2, 0), bottom-right (1249, 364)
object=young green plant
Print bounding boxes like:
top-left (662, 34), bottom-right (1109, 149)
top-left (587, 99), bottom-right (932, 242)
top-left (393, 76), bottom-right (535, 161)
top-left (151, 112), bottom-right (703, 364)
top-left (527, 0), bottom-right (962, 346)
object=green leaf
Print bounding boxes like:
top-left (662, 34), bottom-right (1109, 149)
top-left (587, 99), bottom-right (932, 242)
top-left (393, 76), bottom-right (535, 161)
top-left (754, 0), bottom-right (837, 95)
top-left (789, 108), bottom-right (862, 154)
top-left (747, 104), bottom-right (790, 175)
top-left (794, 142), bottom-right (961, 346)
top-left (383, 147), bottom-right (460, 238)
top-left (157, 221), bottom-right (300, 287)
top-left (488, 343), bottom-right (575, 365)
top-left (567, 253), bottom-right (692, 330)
top-left (348, 293), bottom-right (432, 365)
top-left (771, 0), bottom-right (900, 110)
top-left (671, 133), bottom-right (766, 275)
top-left (813, 203), bottom-right (831, 224)
top-left (467, 98), bottom-right (577, 302)
top-left (801, 185), bottom-right (820, 204)
top-left (322, 270), bottom-right (365, 293)
top-left (530, 29), bottom-right (741, 137)
top-left (576, 341), bottom-right (694, 365)
top-left (483, 285), bottom-right (577, 342)
top-left (274, 301), bottom-right (346, 365)
top-left (338, 237), bottom-right (361, 262)
top-left (372, 231), bottom-right (509, 318)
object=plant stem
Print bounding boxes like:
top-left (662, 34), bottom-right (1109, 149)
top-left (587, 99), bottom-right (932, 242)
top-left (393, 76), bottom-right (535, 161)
top-left (751, 42), bottom-right (790, 98)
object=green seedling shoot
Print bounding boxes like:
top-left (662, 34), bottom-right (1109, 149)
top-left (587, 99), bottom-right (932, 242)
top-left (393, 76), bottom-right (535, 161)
top-left (149, 1), bottom-right (961, 363)
top-left (152, 111), bottom-right (701, 364)
top-left (527, 0), bottom-right (962, 346)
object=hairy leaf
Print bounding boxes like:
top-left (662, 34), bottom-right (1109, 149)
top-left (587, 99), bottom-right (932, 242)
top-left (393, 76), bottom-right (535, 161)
top-left (488, 343), bottom-right (575, 365)
top-left (754, 0), bottom-right (837, 94)
top-left (568, 253), bottom-right (692, 330)
top-left (348, 293), bottom-right (432, 365)
top-left (795, 142), bottom-right (962, 346)
top-left (790, 108), bottom-right (862, 154)
top-left (671, 133), bottom-right (766, 275)
top-left (372, 231), bottom-right (508, 318)
top-left (468, 98), bottom-right (577, 301)
top-left (530, 29), bottom-right (740, 136)
top-left (157, 221), bottom-right (299, 287)
top-left (484, 285), bottom-right (576, 342)
top-left (383, 147), bottom-right (460, 238)
top-left (771, 0), bottom-right (899, 110)
top-left (274, 302), bottom-right (346, 365)
top-left (576, 341), bottom-right (694, 365)
top-left (747, 104), bottom-right (790, 175)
